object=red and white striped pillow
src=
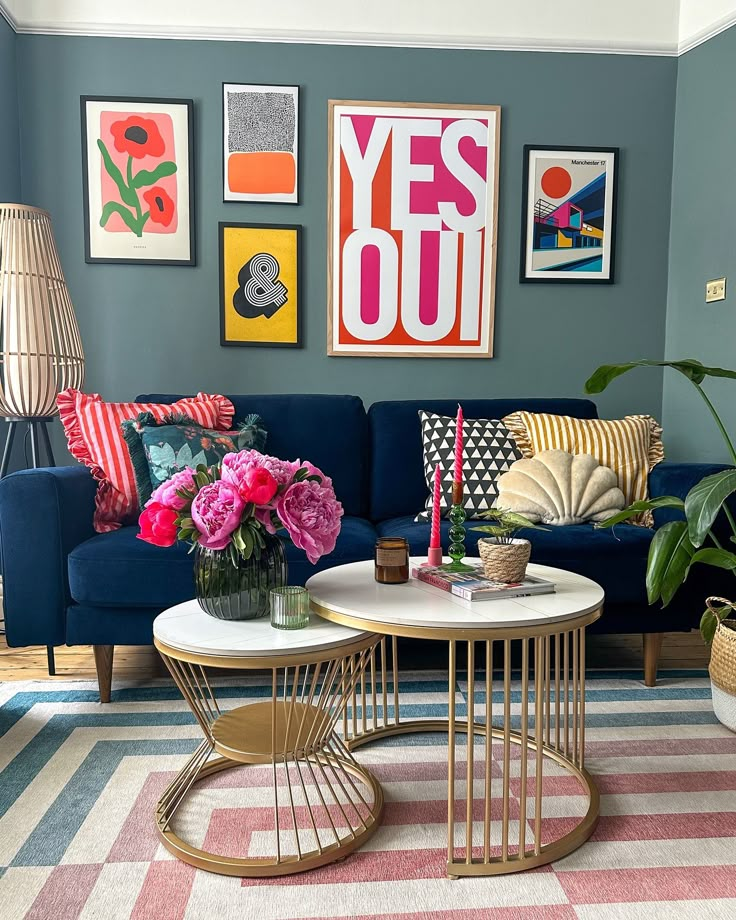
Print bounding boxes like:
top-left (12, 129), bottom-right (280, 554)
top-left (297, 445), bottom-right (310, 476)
top-left (58, 389), bottom-right (235, 533)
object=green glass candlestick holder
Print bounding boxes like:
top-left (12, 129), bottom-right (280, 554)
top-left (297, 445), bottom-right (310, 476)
top-left (440, 483), bottom-right (474, 573)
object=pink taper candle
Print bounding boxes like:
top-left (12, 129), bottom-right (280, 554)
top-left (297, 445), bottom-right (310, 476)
top-left (430, 464), bottom-right (441, 548)
top-left (453, 404), bottom-right (464, 483)
top-left (427, 464), bottom-right (444, 566)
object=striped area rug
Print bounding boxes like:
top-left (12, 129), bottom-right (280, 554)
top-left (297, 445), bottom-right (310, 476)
top-left (0, 670), bottom-right (735, 919)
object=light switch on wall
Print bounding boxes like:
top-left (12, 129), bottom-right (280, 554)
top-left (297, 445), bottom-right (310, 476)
top-left (706, 278), bottom-right (726, 303)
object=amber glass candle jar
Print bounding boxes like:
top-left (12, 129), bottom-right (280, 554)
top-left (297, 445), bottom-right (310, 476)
top-left (374, 537), bottom-right (410, 584)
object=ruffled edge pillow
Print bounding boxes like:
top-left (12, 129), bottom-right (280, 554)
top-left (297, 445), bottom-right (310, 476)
top-left (58, 389), bottom-right (234, 532)
top-left (502, 411), bottom-right (664, 526)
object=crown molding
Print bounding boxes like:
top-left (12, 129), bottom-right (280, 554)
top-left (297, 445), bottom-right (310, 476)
top-left (678, 11), bottom-right (736, 55)
top-left (3, 2), bottom-right (732, 57)
top-left (0, 18), bottom-right (682, 56)
top-left (0, 1), bottom-right (16, 31)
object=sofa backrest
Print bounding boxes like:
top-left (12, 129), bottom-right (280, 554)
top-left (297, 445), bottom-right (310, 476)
top-left (368, 398), bottom-right (599, 521)
top-left (136, 393), bottom-right (369, 517)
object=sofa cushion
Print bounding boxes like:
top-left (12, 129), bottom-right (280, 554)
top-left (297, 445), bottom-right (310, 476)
top-left (369, 399), bottom-right (599, 522)
top-left (121, 411), bottom-right (267, 507)
top-left (376, 516), bottom-right (652, 605)
top-left (68, 518), bottom-right (378, 608)
top-left (58, 389), bottom-right (235, 533)
top-left (137, 394), bottom-right (369, 517)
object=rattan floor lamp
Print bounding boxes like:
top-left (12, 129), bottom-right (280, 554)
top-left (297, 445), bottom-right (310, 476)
top-left (0, 203), bottom-right (85, 674)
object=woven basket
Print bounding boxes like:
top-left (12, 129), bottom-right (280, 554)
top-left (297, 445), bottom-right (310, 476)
top-left (707, 596), bottom-right (736, 733)
top-left (478, 538), bottom-right (531, 584)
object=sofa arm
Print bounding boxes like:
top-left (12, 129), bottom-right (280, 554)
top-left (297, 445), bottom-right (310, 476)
top-left (0, 466), bottom-right (97, 647)
top-left (648, 460), bottom-right (734, 529)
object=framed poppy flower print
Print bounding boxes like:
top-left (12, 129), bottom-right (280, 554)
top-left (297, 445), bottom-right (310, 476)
top-left (81, 96), bottom-right (195, 265)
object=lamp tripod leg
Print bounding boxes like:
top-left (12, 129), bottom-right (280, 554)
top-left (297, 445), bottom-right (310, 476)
top-left (0, 422), bottom-right (17, 478)
top-left (39, 421), bottom-right (56, 466)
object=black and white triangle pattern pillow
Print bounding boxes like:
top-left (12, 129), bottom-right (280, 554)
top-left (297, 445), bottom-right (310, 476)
top-left (415, 410), bottom-right (522, 522)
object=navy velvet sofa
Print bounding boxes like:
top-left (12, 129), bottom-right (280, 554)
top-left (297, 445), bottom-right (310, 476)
top-left (0, 393), bottom-right (729, 700)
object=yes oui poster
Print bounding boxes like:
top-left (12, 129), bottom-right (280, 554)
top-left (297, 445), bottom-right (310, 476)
top-left (328, 101), bottom-right (500, 358)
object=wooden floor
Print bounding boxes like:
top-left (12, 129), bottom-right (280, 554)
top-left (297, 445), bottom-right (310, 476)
top-left (0, 631), bottom-right (709, 683)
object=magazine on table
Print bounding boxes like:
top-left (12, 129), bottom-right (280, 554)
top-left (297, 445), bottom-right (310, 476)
top-left (411, 563), bottom-right (556, 602)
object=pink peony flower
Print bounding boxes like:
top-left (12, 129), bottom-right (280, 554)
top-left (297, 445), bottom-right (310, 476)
top-left (276, 480), bottom-right (343, 564)
top-left (190, 481), bottom-right (244, 551)
top-left (222, 450), bottom-right (300, 503)
top-left (147, 468), bottom-right (196, 511)
top-left (239, 466), bottom-right (278, 505)
top-left (137, 502), bottom-right (178, 547)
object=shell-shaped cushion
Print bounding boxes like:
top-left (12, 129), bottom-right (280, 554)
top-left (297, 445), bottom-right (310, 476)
top-left (496, 449), bottom-right (625, 526)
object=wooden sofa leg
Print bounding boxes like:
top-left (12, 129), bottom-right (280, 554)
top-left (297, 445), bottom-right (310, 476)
top-left (93, 645), bottom-right (114, 703)
top-left (643, 633), bottom-right (664, 687)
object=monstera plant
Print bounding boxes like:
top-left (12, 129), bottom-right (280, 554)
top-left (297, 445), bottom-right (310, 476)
top-left (584, 359), bottom-right (736, 642)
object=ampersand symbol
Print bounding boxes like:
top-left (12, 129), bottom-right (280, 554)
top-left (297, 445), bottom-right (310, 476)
top-left (233, 252), bottom-right (288, 319)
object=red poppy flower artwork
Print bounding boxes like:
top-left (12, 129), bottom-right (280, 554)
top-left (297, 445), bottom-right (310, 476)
top-left (97, 110), bottom-right (178, 237)
top-left (143, 186), bottom-right (175, 227)
top-left (110, 116), bottom-right (166, 159)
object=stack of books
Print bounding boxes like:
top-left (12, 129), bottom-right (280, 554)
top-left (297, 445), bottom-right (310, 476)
top-left (411, 563), bottom-right (556, 602)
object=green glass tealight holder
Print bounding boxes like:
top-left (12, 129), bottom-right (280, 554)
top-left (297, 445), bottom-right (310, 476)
top-left (270, 586), bottom-right (310, 630)
top-left (439, 483), bottom-right (474, 573)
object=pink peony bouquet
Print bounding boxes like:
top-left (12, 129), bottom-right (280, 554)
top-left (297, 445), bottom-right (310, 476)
top-left (137, 449), bottom-right (343, 565)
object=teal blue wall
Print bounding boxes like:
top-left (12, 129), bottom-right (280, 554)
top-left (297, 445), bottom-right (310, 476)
top-left (13, 34), bottom-right (678, 461)
top-left (0, 15), bottom-right (20, 201)
top-left (663, 26), bottom-right (736, 462)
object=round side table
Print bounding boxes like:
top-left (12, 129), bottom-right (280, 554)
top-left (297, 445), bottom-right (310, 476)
top-left (307, 559), bottom-right (604, 879)
top-left (153, 601), bottom-right (384, 877)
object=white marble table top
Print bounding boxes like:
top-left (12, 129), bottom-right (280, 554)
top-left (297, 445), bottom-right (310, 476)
top-left (153, 600), bottom-right (372, 658)
top-left (307, 559), bottom-right (604, 634)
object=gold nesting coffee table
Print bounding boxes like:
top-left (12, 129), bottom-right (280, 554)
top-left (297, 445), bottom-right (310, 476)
top-left (307, 558), bottom-right (603, 879)
top-left (153, 602), bottom-right (383, 877)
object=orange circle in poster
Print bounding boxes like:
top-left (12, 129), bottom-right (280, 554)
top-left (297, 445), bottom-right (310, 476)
top-left (541, 166), bottom-right (572, 199)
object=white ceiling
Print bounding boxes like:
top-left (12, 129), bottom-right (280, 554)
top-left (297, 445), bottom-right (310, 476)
top-left (1, 0), bottom-right (734, 55)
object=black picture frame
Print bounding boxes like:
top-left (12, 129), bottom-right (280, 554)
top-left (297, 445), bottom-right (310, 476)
top-left (219, 221), bottom-right (303, 349)
top-left (81, 95), bottom-right (195, 265)
top-left (520, 144), bottom-right (619, 284)
top-left (222, 82), bottom-right (300, 204)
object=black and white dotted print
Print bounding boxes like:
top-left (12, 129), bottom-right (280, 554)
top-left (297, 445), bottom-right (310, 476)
top-left (227, 92), bottom-right (296, 153)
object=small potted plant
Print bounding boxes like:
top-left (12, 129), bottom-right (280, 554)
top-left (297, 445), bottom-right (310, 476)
top-left (473, 509), bottom-right (542, 583)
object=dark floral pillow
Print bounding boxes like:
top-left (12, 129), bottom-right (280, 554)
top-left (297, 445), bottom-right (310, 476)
top-left (121, 411), bottom-right (267, 507)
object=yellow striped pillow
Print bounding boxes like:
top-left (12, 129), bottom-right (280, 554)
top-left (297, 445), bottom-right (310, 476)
top-left (502, 412), bottom-right (664, 526)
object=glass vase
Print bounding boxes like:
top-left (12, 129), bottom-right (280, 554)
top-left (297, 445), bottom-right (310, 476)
top-left (194, 532), bottom-right (288, 621)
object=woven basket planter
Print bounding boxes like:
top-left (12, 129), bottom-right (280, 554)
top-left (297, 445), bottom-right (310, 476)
top-left (707, 597), bottom-right (736, 733)
top-left (478, 538), bottom-right (531, 584)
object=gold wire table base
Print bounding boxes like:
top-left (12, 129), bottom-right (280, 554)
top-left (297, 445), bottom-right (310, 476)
top-left (153, 634), bottom-right (384, 878)
top-left (319, 617), bottom-right (601, 878)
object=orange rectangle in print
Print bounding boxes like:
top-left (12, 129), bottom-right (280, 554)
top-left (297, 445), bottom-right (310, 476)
top-left (227, 152), bottom-right (296, 195)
